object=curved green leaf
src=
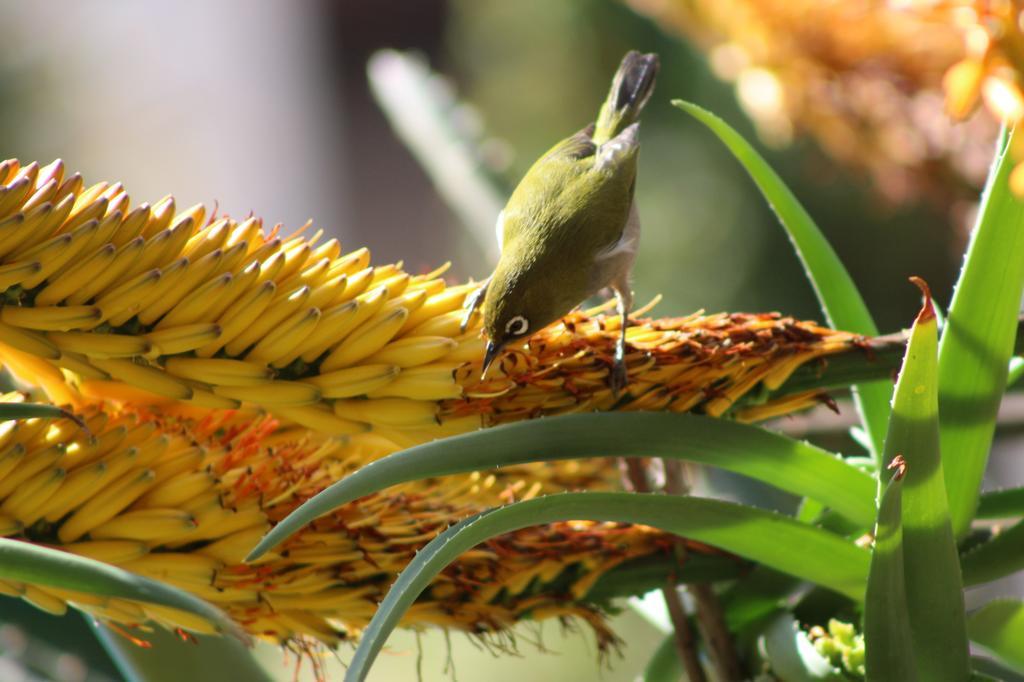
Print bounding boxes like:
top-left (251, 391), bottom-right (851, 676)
top-left (672, 99), bottom-right (888, 458)
top-left (972, 656), bottom-right (1024, 682)
top-left (960, 517), bottom-right (1024, 586)
top-left (865, 469), bottom-right (916, 681)
top-left (0, 538), bottom-right (246, 641)
top-left (880, 282), bottom-right (967, 680)
top-left (938, 126), bottom-right (1024, 538)
top-left (341, 492), bottom-right (870, 682)
top-left (642, 633), bottom-right (684, 682)
top-left (91, 620), bottom-right (271, 682)
top-left (721, 567), bottom-right (800, 632)
top-left (585, 553), bottom-right (748, 603)
top-left (1007, 356), bottom-right (1024, 386)
top-left (246, 412), bottom-right (874, 561)
top-left (0, 402), bottom-right (81, 424)
top-left (976, 486), bottom-right (1024, 519)
top-left (968, 599), bottom-right (1024, 672)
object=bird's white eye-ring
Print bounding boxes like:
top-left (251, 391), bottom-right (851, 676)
top-left (505, 315), bottom-right (529, 336)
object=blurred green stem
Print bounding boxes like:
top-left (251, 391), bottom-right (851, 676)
top-left (367, 49), bottom-right (506, 266)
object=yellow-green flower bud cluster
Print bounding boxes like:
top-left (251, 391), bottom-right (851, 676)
top-left (808, 618), bottom-right (867, 677)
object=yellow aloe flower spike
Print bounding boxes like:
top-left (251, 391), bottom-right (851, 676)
top-left (0, 159), bottom-right (859, 444)
top-left (0, 394), bottom-right (681, 650)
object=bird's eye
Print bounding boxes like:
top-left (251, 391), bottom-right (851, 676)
top-left (505, 315), bottom-right (529, 337)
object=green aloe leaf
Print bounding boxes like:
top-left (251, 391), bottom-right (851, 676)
top-left (972, 656), bottom-right (1024, 682)
top-left (880, 279), bottom-right (968, 680)
top-left (672, 99), bottom-right (889, 459)
top-left (721, 567), bottom-right (801, 632)
top-left (90, 620), bottom-right (271, 682)
top-left (976, 486), bottom-right (1024, 519)
top-left (937, 126), bottom-right (1024, 537)
top-left (642, 633), bottom-right (684, 682)
top-left (340, 492), bottom-right (870, 682)
top-left (0, 538), bottom-right (245, 641)
top-left (585, 553), bottom-right (748, 603)
top-left (864, 463), bottom-right (916, 681)
top-left (1007, 356), bottom-right (1024, 386)
top-left (960, 517), bottom-right (1024, 586)
top-left (246, 412), bottom-right (874, 561)
top-left (0, 402), bottom-right (80, 423)
top-left (967, 599), bottom-right (1024, 672)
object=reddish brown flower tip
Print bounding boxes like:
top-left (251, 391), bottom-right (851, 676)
top-left (818, 393), bottom-right (840, 415)
top-left (888, 453), bottom-right (908, 481)
top-left (908, 276), bottom-right (935, 323)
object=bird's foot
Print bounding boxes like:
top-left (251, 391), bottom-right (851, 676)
top-left (610, 350), bottom-right (629, 398)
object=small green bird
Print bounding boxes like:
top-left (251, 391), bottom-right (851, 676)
top-left (463, 50), bottom-right (659, 392)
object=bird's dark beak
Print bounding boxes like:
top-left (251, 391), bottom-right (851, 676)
top-left (481, 340), bottom-right (504, 379)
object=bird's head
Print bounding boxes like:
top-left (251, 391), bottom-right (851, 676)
top-left (479, 265), bottom-right (567, 377)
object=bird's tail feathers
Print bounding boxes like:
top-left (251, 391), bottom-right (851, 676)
top-left (593, 51), bottom-right (659, 144)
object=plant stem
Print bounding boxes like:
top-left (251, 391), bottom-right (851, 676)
top-left (772, 330), bottom-right (908, 397)
top-left (622, 457), bottom-right (707, 682)
top-left (663, 459), bottom-right (744, 682)
top-left (775, 317), bottom-right (1024, 399)
top-left (662, 578), bottom-right (705, 682)
top-left (690, 583), bottom-right (744, 681)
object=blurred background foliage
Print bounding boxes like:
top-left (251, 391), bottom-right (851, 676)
top-left (0, 1), bottom-right (1014, 680)
top-left (0, 0), bottom-right (982, 334)
top-left (444, 0), bottom-right (965, 332)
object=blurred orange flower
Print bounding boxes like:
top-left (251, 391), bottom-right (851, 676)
top-left (626, 0), bottom-right (1023, 201)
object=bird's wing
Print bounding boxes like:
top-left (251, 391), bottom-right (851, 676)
top-left (590, 124), bottom-right (642, 256)
top-left (499, 125), bottom-right (597, 250)
top-left (595, 197), bottom-right (640, 262)
top-left (541, 124), bottom-right (597, 163)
